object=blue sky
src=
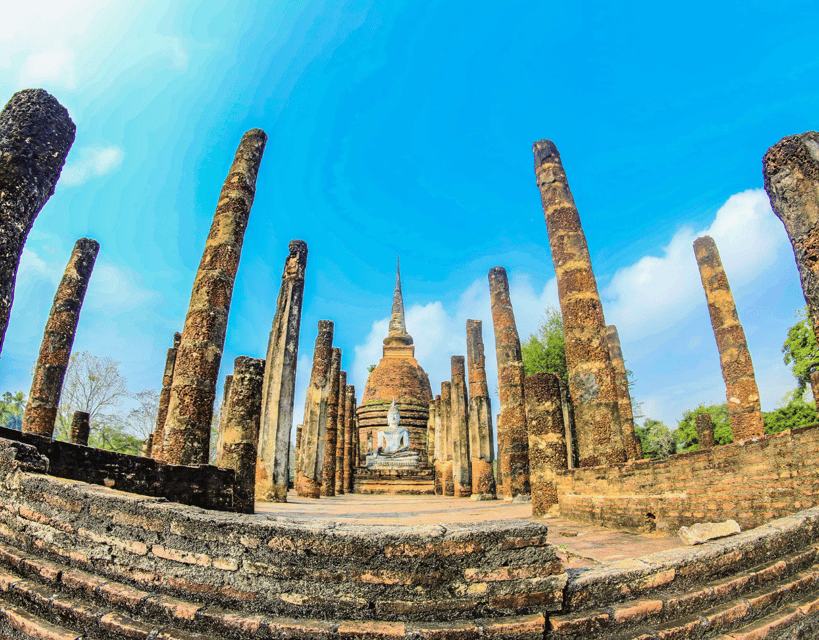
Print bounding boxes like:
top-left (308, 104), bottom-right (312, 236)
top-left (1, 1), bottom-right (818, 434)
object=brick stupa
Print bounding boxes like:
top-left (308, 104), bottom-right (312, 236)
top-left (354, 260), bottom-right (434, 494)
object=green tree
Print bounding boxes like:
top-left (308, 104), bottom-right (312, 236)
top-left (0, 392), bottom-right (25, 431)
top-left (635, 418), bottom-right (676, 458)
top-left (762, 394), bottom-right (818, 434)
top-left (675, 404), bottom-right (732, 451)
top-left (782, 307), bottom-right (819, 393)
top-left (521, 306), bottom-right (567, 385)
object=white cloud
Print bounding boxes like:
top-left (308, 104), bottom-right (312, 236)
top-left (61, 146), bottom-right (124, 186)
top-left (602, 189), bottom-right (789, 339)
top-left (18, 49), bottom-right (76, 89)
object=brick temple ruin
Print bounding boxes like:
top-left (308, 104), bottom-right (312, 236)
top-left (2, 88), bottom-right (819, 637)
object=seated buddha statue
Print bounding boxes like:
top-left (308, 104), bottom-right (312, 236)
top-left (365, 399), bottom-right (419, 468)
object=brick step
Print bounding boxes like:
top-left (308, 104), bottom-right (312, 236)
top-left (548, 546), bottom-right (819, 639)
top-left (718, 590), bottom-right (819, 639)
top-left (0, 604), bottom-right (82, 640)
top-left (0, 539), bottom-right (547, 639)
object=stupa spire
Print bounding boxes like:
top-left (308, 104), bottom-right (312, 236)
top-left (384, 257), bottom-right (413, 346)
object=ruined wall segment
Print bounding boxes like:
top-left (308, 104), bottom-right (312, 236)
top-left (22, 238), bottom-right (99, 437)
top-left (466, 319), bottom-right (496, 499)
top-left (693, 236), bottom-right (764, 441)
top-left (152, 332), bottom-right (181, 462)
top-left (533, 140), bottom-right (626, 467)
top-left (257, 240), bottom-right (307, 503)
top-left (524, 372), bottom-right (568, 517)
top-left (69, 411), bottom-right (90, 446)
top-left (297, 321), bottom-right (334, 498)
top-left (0, 89), bottom-right (75, 354)
top-left (764, 131), bottom-right (819, 343)
top-left (488, 266), bottom-right (530, 499)
top-left (218, 357), bottom-right (264, 514)
top-left (451, 356), bottom-right (471, 497)
top-left (162, 130), bottom-right (266, 466)
top-left (605, 325), bottom-right (641, 460)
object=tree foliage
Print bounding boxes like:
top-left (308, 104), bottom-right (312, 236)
top-left (782, 307), bottom-right (819, 393)
top-left (0, 392), bottom-right (25, 431)
top-left (762, 395), bottom-right (818, 434)
top-left (521, 306), bottom-right (567, 385)
top-left (635, 418), bottom-right (676, 458)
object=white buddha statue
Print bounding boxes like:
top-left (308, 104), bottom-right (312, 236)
top-left (365, 399), bottom-right (419, 468)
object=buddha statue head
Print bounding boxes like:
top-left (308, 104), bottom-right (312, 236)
top-left (387, 398), bottom-right (400, 429)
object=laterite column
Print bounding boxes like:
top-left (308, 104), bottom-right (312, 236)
top-left (220, 357), bottom-right (265, 514)
top-left (334, 371), bottom-right (347, 495)
top-left (297, 321), bottom-right (334, 498)
top-left (451, 356), bottom-right (471, 497)
top-left (466, 319), bottom-right (496, 499)
top-left (257, 240), bottom-right (307, 502)
top-left (488, 266), bottom-right (530, 499)
top-left (343, 386), bottom-right (355, 493)
top-left (163, 129), bottom-right (266, 465)
top-left (214, 374), bottom-right (233, 468)
top-left (70, 411), bottom-right (90, 446)
top-left (152, 332), bottom-right (181, 462)
top-left (524, 373), bottom-right (568, 516)
top-left (605, 325), bottom-right (641, 460)
top-left (440, 382), bottom-right (455, 496)
top-left (321, 348), bottom-right (341, 497)
top-left (533, 140), bottom-right (626, 466)
top-left (693, 236), bottom-right (764, 441)
top-left (696, 413), bottom-right (716, 449)
top-left (23, 238), bottom-right (99, 437)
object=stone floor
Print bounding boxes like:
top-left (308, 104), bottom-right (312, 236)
top-left (255, 492), bottom-right (685, 568)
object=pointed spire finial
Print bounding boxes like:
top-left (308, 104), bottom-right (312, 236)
top-left (384, 256), bottom-right (413, 346)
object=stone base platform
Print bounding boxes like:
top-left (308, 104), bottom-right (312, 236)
top-left (353, 467), bottom-right (435, 494)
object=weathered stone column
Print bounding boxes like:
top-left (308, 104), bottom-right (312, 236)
top-left (140, 435), bottom-right (153, 458)
top-left (696, 413), bottom-right (715, 449)
top-left (558, 379), bottom-right (575, 469)
top-left (440, 382), bottom-right (455, 496)
top-left (0, 89), bottom-right (75, 355)
top-left (451, 356), bottom-right (472, 497)
top-left (605, 325), bottom-right (641, 460)
top-left (321, 348), bottom-right (342, 497)
top-left (488, 266), bottom-right (530, 499)
top-left (343, 385), bottom-right (355, 493)
top-left (431, 396), bottom-right (444, 495)
top-left (764, 132), bottom-right (819, 344)
top-left (334, 371), bottom-right (347, 495)
top-left (297, 320), bottom-right (334, 498)
top-left (214, 374), bottom-right (233, 468)
top-left (22, 238), bottom-right (99, 437)
top-left (295, 423), bottom-right (303, 472)
top-left (524, 373), bottom-right (568, 517)
top-left (693, 236), bottom-right (764, 441)
top-left (220, 357), bottom-right (265, 514)
top-left (257, 240), bottom-right (307, 503)
top-left (70, 411), bottom-right (90, 446)
top-left (152, 332), bottom-right (181, 462)
top-left (533, 140), bottom-right (627, 466)
top-left (466, 319), bottom-right (496, 499)
top-left (352, 394), bottom-right (360, 471)
top-left (163, 129), bottom-right (267, 466)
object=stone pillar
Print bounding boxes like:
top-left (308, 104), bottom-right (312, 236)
top-left (343, 385), bottom-right (355, 494)
top-left (70, 411), bottom-right (90, 446)
top-left (152, 332), bottom-right (181, 462)
top-left (0, 89), bottom-right (75, 355)
top-left (558, 379), bottom-right (575, 469)
top-left (488, 266), bottom-right (530, 499)
top-left (440, 381), bottom-right (455, 496)
top-left (696, 413), bottom-right (716, 449)
top-left (140, 435), bottom-right (153, 458)
top-left (220, 357), bottom-right (265, 514)
top-left (257, 240), bottom-right (307, 503)
top-left (335, 370), bottom-right (347, 495)
top-left (163, 129), bottom-right (267, 466)
top-left (22, 238), bottom-right (99, 437)
top-left (466, 319), bottom-right (496, 499)
top-left (605, 325), bottom-right (640, 460)
top-left (524, 373), bottom-right (568, 517)
top-left (214, 374), bottom-right (233, 468)
top-left (430, 396), bottom-right (444, 495)
top-left (533, 140), bottom-right (627, 466)
top-left (427, 397), bottom-right (436, 463)
top-left (352, 396), bottom-right (360, 470)
top-left (321, 348), bottom-right (342, 497)
top-left (693, 236), bottom-right (765, 441)
top-left (451, 356), bottom-right (472, 497)
top-left (764, 132), bottom-right (819, 345)
top-left (295, 423), bottom-right (303, 472)
top-left (297, 320), bottom-right (334, 498)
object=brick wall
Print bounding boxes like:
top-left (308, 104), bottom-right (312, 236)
top-left (556, 425), bottom-right (819, 533)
